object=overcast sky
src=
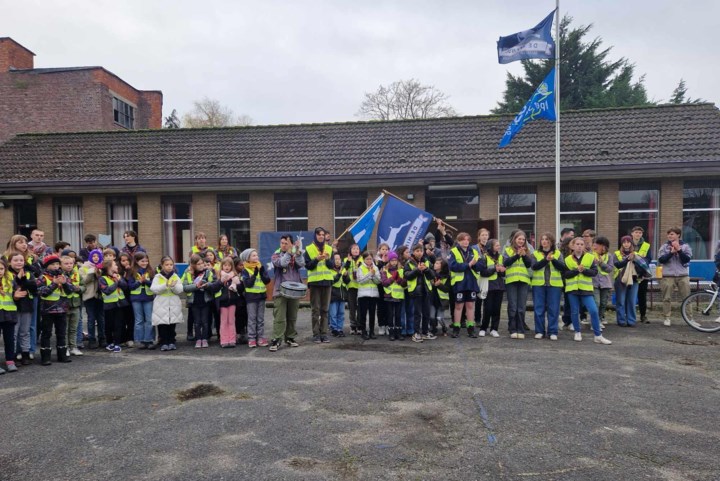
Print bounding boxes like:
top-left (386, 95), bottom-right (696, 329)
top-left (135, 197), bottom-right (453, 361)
top-left (5, 0), bottom-right (719, 126)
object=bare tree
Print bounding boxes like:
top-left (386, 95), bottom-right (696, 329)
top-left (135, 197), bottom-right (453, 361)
top-left (357, 79), bottom-right (458, 120)
top-left (182, 97), bottom-right (253, 128)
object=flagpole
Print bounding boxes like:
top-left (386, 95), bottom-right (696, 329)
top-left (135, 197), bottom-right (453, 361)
top-left (381, 189), bottom-right (460, 232)
top-left (554, 0), bottom-right (561, 242)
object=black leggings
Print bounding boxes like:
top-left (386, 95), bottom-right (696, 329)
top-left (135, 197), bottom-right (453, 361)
top-left (637, 279), bottom-right (648, 317)
top-left (386, 301), bottom-right (402, 331)
top-left (103, 308), bottom-right (123, 345)
top-left (191, 303), bottom-right (210, 341)
top-left (41, 313), bottom-right (67, 349)
top-left (358, 297), bottom-right (377, 333)
top-left (157, 324), bottom-right (177, 345)
top-left (481, 290), bottom-right (504, 332)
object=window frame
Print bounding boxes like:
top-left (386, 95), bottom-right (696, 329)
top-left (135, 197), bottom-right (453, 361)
top-left (682, 180), bottom-right (720, 260)
top-left (617, 182), bottom-right (660, 256)
top-left (112, 96), bottom-right (135, 129)
top-left (161, 196), bottom-right (193, 263)
top-left (54, 197), bottom-right (84, 248)
top-left (107, 196), bottom-right (138, 247)
top-left (218, 194), bottom-right (251, 252)
top-left (333, 191), bottom-right (367, 240)
top-left (275, 192), bottom-right (308, 232)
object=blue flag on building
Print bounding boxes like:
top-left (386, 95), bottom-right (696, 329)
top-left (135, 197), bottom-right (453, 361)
top-left (376, 196), bottom-right (432, 251)
top-left (498, 68), bottom-right (556, 148)
top-left (497, 10), bottom-right (556, 64)
top-left (347, 193), bottom-right (384, 250)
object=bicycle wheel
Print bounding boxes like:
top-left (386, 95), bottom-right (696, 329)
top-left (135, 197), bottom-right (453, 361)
top-left (681, 291), bottom-right (720, 333)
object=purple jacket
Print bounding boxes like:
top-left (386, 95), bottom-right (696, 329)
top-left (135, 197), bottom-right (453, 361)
top-left (657, 241), bottom-right (692, 277)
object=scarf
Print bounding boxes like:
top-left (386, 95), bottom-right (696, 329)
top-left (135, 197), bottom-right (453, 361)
top-left (29, 241), bottom-right (48, 256)
top-left (244, 261), bottom-right (261, 271)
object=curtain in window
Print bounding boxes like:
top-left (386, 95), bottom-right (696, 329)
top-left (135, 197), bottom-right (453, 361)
top-left (58, 205), bottom-right (83, 251)
top-left (111, 204), bottom-right (134, 246)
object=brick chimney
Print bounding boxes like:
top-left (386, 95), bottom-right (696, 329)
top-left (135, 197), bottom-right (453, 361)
top-left (0, 38), bottom-right (35, 72)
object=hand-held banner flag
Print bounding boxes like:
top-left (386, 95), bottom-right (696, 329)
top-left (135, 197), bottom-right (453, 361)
top-left (498, 67), bottom-right (556, 148)
top-left (376, 196), bottom-right (432, 252)
top-left (347, 193), bottom-right (384, 251)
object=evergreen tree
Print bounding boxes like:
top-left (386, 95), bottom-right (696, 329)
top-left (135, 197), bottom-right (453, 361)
top-left (493, 16), bottom-right (652, 113)
top-left (669, 79), bottom-right (703, 104)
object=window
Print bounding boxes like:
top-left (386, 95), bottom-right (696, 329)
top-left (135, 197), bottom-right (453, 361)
top-left (683, 180), bottom-right (720, 260)
top-left (218, 194), bottom-right (251, 252)
top-left (162, 196), bottom-right (193, 263)
top-left (426, 185), bottom-right (480, 236)
top-left (333, 191), bottom-right (367, 240)
top-left (618, 182), bottom-right (659, 256)
top-left (498, 186), bottom-right (536, 247)
top-left (113, 96), bottom-right (135, 129)
top-left (14, 199), bottom-right (37, 238)
top-left (55, 198), bottom-right (83, 249)
top-left (560, 185), bottom-right (597, 234)
top-left (275, 192), bottom-right (308, 232)
top-left (107, 196), bottom-right (138, 247)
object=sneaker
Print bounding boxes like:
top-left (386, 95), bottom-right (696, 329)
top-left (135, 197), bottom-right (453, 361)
top-left (594, 335), bottom-right (612, 345)
top-left (168, 343), bottom-right (177, 350)
top-left (313, 335), bottom-right (322, 344)
top-left (28, 353), bottom-right (34, 360)
top-left (478, 330), bottom-right (486, 337)
top-left (510, 333), bottom-right (518, 339)
top-left (663, 319), bottom-right (671, 327)
top-left (269, 339), bottom-right (280, 352)
top-left (6, 362), bottom-right (18, 373)
top-left (517, 333), bottom-right (525, 339)
top-left (70, 348), bottom-right (83, 356)
top-left (550, 334), bottom-right (558, 341)
top-left (338, 331), bottom-right (346, 337)
top-left (126, 341), bottom-right (134, 348)
top-left (15, 353), bottom-right (22, 361)
top-left (568, 324), bottom-right (575, 332)
top-left (113, 345), bottom-right (122, 353)
top-left (257, 338), bottom-right (268, 347)
top-left (378, 326), bottom-right (386, 336)
top-left (422, 333), bottom-right (437, 340)
top-left (186, 336), bottom-right (196, 342)
top-left (201, 340), bottom-right (209, 348)
top-left (580, 320), bottom-right (590, 325)
top-left (320, 335), bottom-right (330, 343)
top-left (195, 340), bottom-right (202, 349)
top-left (574, 332), bottom-right (582, 342)
top-left (248, 340), bottom-right (257, 348)
top-left (105, 343), bottom-right (116, 352)
top-left (412, 333), bottom-right (423, 343)
top-left (535, 333), bottom-right (544, 339)
top-left (147, 343), bottom-right (157, 350)
top-left (490, 330), bottom-right (500, 338)
top-left (160, 344), bottom-right (169, 351)
top-left (285, 338), bottom-right (300, 347)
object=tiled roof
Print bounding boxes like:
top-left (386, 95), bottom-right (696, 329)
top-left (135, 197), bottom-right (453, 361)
top-left (0, 103), bottom-right (718, 190)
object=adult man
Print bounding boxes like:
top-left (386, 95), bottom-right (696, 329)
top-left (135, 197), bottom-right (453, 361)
top-left (270, 235), bottom-right (305, 351)
top-left (657, 227), bottom-right (692, 326)
top-left (631, 226), bottom-right (652, 323)
top-left (28, 229), bottom-right (52, 258)
top-left (304, 227), bottom-right (334, 343)
top-left (79, 234), bottom-right (99, 263)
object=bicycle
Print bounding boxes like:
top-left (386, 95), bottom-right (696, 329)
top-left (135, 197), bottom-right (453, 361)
top-left (680, 282), bottom-right (720, 333)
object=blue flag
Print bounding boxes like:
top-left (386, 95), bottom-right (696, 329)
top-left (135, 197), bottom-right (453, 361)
top-left (497, 10), bottom-right (556, 64)
top-left (376, 196), bottom-right (432, 251)
top-left (498, 68), bottom-right (556, 148)
top-left (348, 193), bottom-right (384, 250)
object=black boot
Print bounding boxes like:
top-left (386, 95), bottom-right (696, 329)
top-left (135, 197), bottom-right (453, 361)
top-left (21, 352), bottom-right (31, 366)
top-left (40, 348), bottom-right (52, 366)
top-left (57, 346), bottom-right (72, 363)
top-left (389, 328), bottom-right (396, 341)
top-left (468, 326), bottom-right (478, 338)
top-left (451, 326), bottom-right (460, 338)
top-left (361, 330), bottom-right (369, 340)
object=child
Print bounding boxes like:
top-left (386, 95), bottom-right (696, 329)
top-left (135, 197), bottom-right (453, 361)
top-left (474, 228), bottom-right (491, 329)
top-left (429, 259), bottom-right (450, 336)
top-left (404, 243), bottom-right (436, 342)
top-left (240, 249), bottom-right (270, 348)
top-left (530, 233), bottom-right (564, 340)
top-left (592, 236), bottom-right (614, 326)
top-left (612, 236), bottom-right (648, 327)
top-left (150, 256), bottom-right (184, 351)
top-left (380, 251), bottom-right (406, 341)
top-left (117, 252), bottom-right (135, 347)
top-left (344, 244), bottom-right (363, 335)
top-left (218, 257), bottom-right (240, 348)
top-left (448, 232), bottom-right (482, 338)
top-left (478, 240), bottom-right (506, 338)
top-left (329, 253), bottom-right (349, 337)
top-left (8, 252), bottom-right (36, 365)
top-left (98, 259), bottom-right (129, 353)
top-left (233, 257), bottom-right (248, 344)
top-left (503, 230), bottom-right (533, 339)
top-left (217, 234), bottom-right (238, 260)
top-left (80, 249), bottom-right (105, 348)
top-left (204, 249), bottom-right (221, 338)
top-left (60, 255), bottom-right (85, 356)
top-left (375, 243), bottom-right (390, 336)
top-left (0, 259), bottom-right (19, 373)
top-left (356, 251), bottom-right (381, 339)
top-left (396, 246), bottom-right (415, 337)
top-left (181, 265), bottom-right (196, 342)
top-left (128, 252), bottom-right (156, 349)
top-left (37, 254), bottom-right (78, 364)
top-left (564, 238), bottom-right (612, 344)
top-left (182, 254), bottom-right (222, 348)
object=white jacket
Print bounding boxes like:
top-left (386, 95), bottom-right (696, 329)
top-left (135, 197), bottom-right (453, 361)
top-left (356, 263), bottom-right (381, 298)
top-left (150, 273), bottom-right (185, 326)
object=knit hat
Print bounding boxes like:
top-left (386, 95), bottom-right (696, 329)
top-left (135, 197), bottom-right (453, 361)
top-left (61, 249), bottom-right (76, 257)
top-left (387, 251), bottom-right (398, 261)
top-left (240, 248), bottom-right (256, 262)
top-left (88, 248), bottom-right (104, 266)
top-left (42, 254), bottom-right (61, 268)
top-left (424, 232), bottom-right (435, 242)
top-left (620, 235), bottom-right (633, 244)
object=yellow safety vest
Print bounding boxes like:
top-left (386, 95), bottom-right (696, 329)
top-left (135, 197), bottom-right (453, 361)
top-left (450, 247), bottom-right (479, 286)
top-left (484, 255), bottom-right (498, 281)
top-left (636, 241), bottom-right (650, 258)
top-left (244, 266), bottom-right (266, 294)
top-left (0, 275), bottom-right (17, 311)
top-left (435, 277), bottom-right (450, 301)
top-left (192, 245), bottom-right (215, 255)
top-left (596, 252), bottom-right (613, 277)
top-left (564, 253), bottom-right (595, 293)
top-left (357, 264), bottom-right (379, 289)
top-left (612, 250), bottom-right (634, 280)
top-left (157, 273), bottom-right (181, 297)
top-left (332, 268), bottom-right (347, 288)
top-left (130, 270), bottom-right (155, 298)
top-left (101, 275), bottom-right (126, 304)
top-left (531, 250), bottom-right (563, 287)
top-left (306, 243), bottom-right (334, 283)
top-left (504, 247), bottom-right (531, 285)
top-left (60, 267), bottom-right (81, 300)
top-left (384, 267), bottom-right (405, 300)
top-left (40, 274), bottom-right (61, 302)
top-left (406, 259), bottom-right (432, 293)
top-left (346, 256), bottom-right (362, 289)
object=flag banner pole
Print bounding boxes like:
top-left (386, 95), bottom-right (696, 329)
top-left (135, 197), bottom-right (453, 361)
top-left (554, 0), bottom-right (561, 242)
top-left (333, 193), bottom-right (385, 244)
top-left (381, 189), bottom-right (459, 232)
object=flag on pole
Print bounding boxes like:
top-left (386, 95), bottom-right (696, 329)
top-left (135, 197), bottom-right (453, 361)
top-left (498, 67), bottom-right (556, 148)
top-left (497, 10), bottom-right (556, 64)
top-left (376, 196), bottom-right (432, 251)
top-left (347, 193), bottom-right (384, 250)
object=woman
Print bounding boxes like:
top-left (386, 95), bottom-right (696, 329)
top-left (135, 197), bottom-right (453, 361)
top-left (217, 234), bottom-right (238, 260)
top-left (503, 230), bottom-right (533, 339)
top-left (611, 236), bottom-right (648, 327)
top-left (531, 233), bottom-right (564, 340)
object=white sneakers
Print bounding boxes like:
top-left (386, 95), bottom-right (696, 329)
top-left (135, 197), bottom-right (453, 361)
top-left (534, 333), bottom-right (544, 339)
top-left (593, 335), bottom-right (612, 345)
top-left (549, 334), bottom-right (558, 341)
top-left (663, 319), bottom-right (672, 327)
top-left (490, 330), bottom-right (500, 338)
top-left (478, 330), bottom-right (486, 337)
top-left (574, 332), bottom-right (582, 342)
top-left (70, 348), bottom-right (83, 356)
top-left (510, 333), bottom-right (518, 339)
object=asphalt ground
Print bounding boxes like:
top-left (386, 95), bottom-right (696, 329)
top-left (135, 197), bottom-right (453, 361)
top-left (1, 306), bottom-right (718, 481)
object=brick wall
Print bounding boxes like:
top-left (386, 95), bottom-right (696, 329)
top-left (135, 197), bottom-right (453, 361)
top-left (82, 195), bottom-right (107, 242)
top-left (0, 38), bottom-right (34, 72)
top-left (35, 195), bottom-right (54, 242)
top-left (0, 202), bottom-right (14, 242)
top-left (597, 181), bottom-right (619, 247)
top-left (94, 69), bottom-right (162, 130)
top-left (137, 193), bottom-right (162, 263)
top-left (479, 184), bottom-right (498, 228)
top-left (249, 191), bottom-right (274, 246)
top-left (660, 179), bottom-right (684, 232)
top-left (535, 182), bottom-right (556, 237)
top-left (308, 190), bottom-right (333, 235)
top-left (192, 192), bottom-right (218, 245)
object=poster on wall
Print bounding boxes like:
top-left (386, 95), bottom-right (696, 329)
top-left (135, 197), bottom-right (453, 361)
top-left (257, 231), bottom-right (314, 279)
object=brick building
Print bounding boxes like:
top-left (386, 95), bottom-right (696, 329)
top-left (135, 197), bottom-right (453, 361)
top-left (0, 103), bottom-right (718, 268)
top-left (0, 37), bottom-right (162, 144)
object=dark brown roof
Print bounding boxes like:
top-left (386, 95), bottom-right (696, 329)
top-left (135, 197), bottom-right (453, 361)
top-left (0, 103), bottom-right (718, 192)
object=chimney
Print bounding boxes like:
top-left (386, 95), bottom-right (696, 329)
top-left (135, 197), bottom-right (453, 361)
top-left (0, 38), bottom-right (35, 72)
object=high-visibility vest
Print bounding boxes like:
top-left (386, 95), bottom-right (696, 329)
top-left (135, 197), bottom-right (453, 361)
top-left (484, 255), bottom-right (498, 281)
top-left (0, 274), bottom-right (17, 311)
top-left (636, 241), bottom-right (650, 258)
top-left (531, 250), bottom-right (563, 287)
top-left (357, 264), bottom-right (379, 288)
top-left (332, 268), bottom-right (347, 288)
top-left (346, 256), bottom-right (362, 289)
top-left (435, 277), bottom-right (450, 301)
top-left (40, 274), bottom-right (61, 302)
top-left (130, 270), bottom-right (155, 298)
top-left (384, 267), bottom-right (405, 300)
top-left (504, 247), bottom-right (531, 285)
top-left (60, 267), bottom-right (81, 300)
top-left (244, 266), bottom-right (266, 294)
top-left (596, 252), bottom-right (613, 277)
top-left (450, 247), bottom-right (479, 286)
top-left (406, 259), bottom-right (432, 293)
top-left (101, 275), bottom-right (126, 304)
top-left (306, 243), bottom-right (334, 283)
top-left (612, 250), bottom-right (632, 279)
top-left (192, 245), bottom-right (215, 255)
top-left (564, 253), bottom-right (595, 293)
top-left (156, 273), bottom-right (181, 297)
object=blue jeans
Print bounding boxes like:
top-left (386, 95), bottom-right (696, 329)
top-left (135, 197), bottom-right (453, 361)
top-left (615, 281), bottom-right (639, 326)
top-left (133, 300), bottom-right (155, 343)
top-left (76, 301), bottom-right (85, 345)
top-left (532, 286), bottom-right (562, 336)
top-left (568, 293), bottom-right (602, 336)
top-left (506, 282), bottom-right (529, 334)
top-left (85, 298), bottom-right (106, 342)
top-left (401, 296), bottom-right (414, 335)
top-left (30, 296), bottom-right (38, 353)
top-left (329, 301), bottom-right (345, 332)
